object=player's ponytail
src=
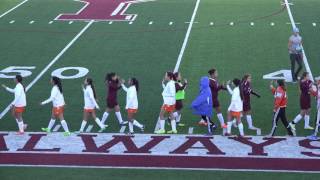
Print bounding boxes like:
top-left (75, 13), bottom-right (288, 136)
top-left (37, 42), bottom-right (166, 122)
top-left (52, 76), bottom-right (63, 93)
top-left (87, 78), bottom-right (97, 99)
top-left (15, 75), bottom-right (25, 92)
top-left (131, 77), bottom-right (139, 93)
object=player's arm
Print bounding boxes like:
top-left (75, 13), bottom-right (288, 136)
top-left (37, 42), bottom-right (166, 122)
top-left (251, 90), bottom-right (261, 98)
top-left (11, 86), bottom-right (22, 106)
top-left (41, 88), bottom-right (57, 105)
top-left (226, 81), bottom-right (233, 95)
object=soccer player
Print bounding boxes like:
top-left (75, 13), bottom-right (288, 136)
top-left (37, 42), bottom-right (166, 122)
top-left (155, 72), bottom-right (177, 134)
top-left (308, 78), bottom-right (320, 140)
top-left (191, 76), bottom-right (215, 135)
top-left (100, 73), bottom-right (127, 126)
top-left (288, 27), bottom-right (303, 82)
top-left (289, 72), bottom-right (314, 132)
top-left (241, 74), bottom-right (261, 133)
top-left (121, 77), bottom-right (144, 134)
top-left (173, 72), bottom-right (187, 127)
top-left (225, 79), bottom-right (244, 137)
top-left (40, 76), bottom-right (71, 136)
top-left (77, 78), bottom-right (106, 133)
top-left (2, 75), bottom-right (27, 134)
top-left (200, 68), bottom-right (227, 128)
top-left (268, 80), bottom-right (294, 137)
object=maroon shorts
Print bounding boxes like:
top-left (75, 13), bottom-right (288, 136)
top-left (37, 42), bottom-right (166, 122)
top-left (175, 100), bottom-right (183, 111)
top-left (212, 98), bottom-right (220, 108)
top-left (300, 95), bottom-right (311, 110)
top-left (107, 98), bottom-right (118, 109)
top-left (243, 100), bottom-right (251, 112)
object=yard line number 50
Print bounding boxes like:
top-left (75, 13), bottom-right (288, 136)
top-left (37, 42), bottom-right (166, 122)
top-left (0, 66), bottom-right (89, 79)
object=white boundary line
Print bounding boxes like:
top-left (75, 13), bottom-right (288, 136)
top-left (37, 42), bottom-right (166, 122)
top-left (284, 0), bottom-right (314, 82)
top-left (0, 20), bottom-right (95, 119)
top-left (154, 0), bottom-right (201, 132)
top-left (0, 0), bottom-right (28, 19)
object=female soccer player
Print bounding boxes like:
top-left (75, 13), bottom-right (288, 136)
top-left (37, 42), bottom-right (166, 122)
top-left (268, 80), bottom-right (294, 136)
top-left (77, 78), bottom-right (106, 133)
top-left (155, 72), bottom-right (177, 134)
top-left (121, 77), bottom-right (144, 134)
top-left (199, 68), bottom-right (227, 128)
top-left (40, 76), bottom-right (70, 136)
top-left (2, 75), bottom-right (27, 134)
top-left (226, 78), bottom-right (244, 136)
top-left (100, 73), bottom-right (127, 126)
top-left (241, 74), bottom-right (261, 133)
top-left (289, 72), bottom-right (314, 132)
top-left (173, 72), bottom-right (187, 127)
top-left (191, 76), bottom-right (215, 135)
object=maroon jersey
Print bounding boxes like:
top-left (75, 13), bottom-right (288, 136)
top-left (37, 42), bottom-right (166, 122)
top-left (209, 78), bottom-right (226, 108)
top-left (300, 80), bottom-right (312, 109)
top-left (241, 80), bottom-right (252, 112)
top-left (106, 80), bottom-right (120, 108)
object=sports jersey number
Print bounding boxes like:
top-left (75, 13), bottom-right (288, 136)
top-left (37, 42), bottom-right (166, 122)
top-left (263, 70), bottom-right (293, 82)
top-left (0, 66), bottom-right (36, 78)
top-left (51, 67), bottom-right (89, 79)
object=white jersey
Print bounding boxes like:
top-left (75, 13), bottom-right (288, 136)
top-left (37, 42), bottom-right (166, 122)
top-left (122, 84), bottom-right (138, 109)
top-left (227, 85), bottom-right (243, 112)
top-left (41, 85), bottom-right (65, 107)
top-left (6, 83), bottom-right (26, 107)
top-left (162, 80), bottom-right (176, 105)
top-left (83, 85), bottom-right (99, 109)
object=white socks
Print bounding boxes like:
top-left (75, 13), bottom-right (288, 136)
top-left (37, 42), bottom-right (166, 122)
top-left (293, 114), bottom-right (303, 124)
top-left (129, 121), bottom-right (134, 133)
top-left (101, 112), bottom-right (109, 124)
top-left (304, 115), bottom-right (310, 128)
top-left (171, 119), bottom-right (177, 131)
top-left (133, 120), bottom-right (143, 128)
top-left (95, 118), bottom-right (104, 129)
top-left (48, 119), bottom-right (56, 130)
top-left (238, 122), bottom-right (244, 136)
top-left (115, 111), bottom-right (123, 124)
top-left (227, 121), bottom-right (232, 134)
top-left (246, 115), bottom-right (253, 128)
top-left (18, 121), bottom-right (24, 132)
top-left (80, 120), bottom-right (87, 132)
top-left (61, 120), bottom-right (69, 132)
top-left (217, 113), bottom-right (225, 126)
top-left (160, 119), bottom-right (165, 130)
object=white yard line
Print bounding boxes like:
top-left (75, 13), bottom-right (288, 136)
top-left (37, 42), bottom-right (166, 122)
top-left (0, 0), bottom-right (28, 19)
top-left (0, 20), bottom-right (95, 119)
top-left (284, 0), bottom-right (314, 82)
top-left (154, 0), bottom-right (201, 132)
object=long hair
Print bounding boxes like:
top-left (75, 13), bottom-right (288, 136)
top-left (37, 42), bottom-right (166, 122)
top-left (242, 74), bottom-right (251, 82)
top-left (106, 72), bottom-right (116, 82)
top-left (277, 79), bottom-right (286, 91)
top-left (301, 72), bottom-right (309, 80)
top-left (87, 78), bottom-right (97, 99)
top-left (16, 75), bottom-right (25, 92)
top-left (208, 68), bottom-right (216, 75)
top-left (233, 78), bottom-right (243, 100)
top-left (131, 77), bottom-right (139, 93)
top-left (166, 71), bottom-right (174, 80)
top-left (173, 72), bottom-right (180, 82)
top-left (52, 76), bottom-right (63, 93)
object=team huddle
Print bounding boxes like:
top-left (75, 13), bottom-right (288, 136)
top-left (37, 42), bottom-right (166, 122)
top-left (1, 69), bottom-right (320, 139)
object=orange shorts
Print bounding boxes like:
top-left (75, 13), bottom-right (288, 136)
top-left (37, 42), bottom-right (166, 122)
top-left (84, 108), bottom-right (95, 113)
top-left (162, 104), bottom-right (175, 113)
top-left (52, 106), bottom-right (64, 116)
top-left (230, 111), bottom-right (241, 118)
top-left (127, 108), bottom-right (138, 114)
top-left (14, 106), bottom-right (25, 113)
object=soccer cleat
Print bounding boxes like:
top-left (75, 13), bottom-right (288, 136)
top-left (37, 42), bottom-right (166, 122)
top-left (224, 133), bottom-right (232, 136)
top-left (155, 129), bottom-right (166, 134)
top-left (127, 132), bottom-right (134, 135)
top-left (63, 131), bottom-right (71, 136)
top-left (41, 127), bottom-right (51, 133)
top-left (304, 125), bottom-right (314, 130)
top-left (23, 124), bottom-right (28, 130)
top-left (198, 120), bottom-right (207, 126)
top-left (288, 123), bottom-right (296, 131)
top-left (177, 122), bottom-right (185, 127)
top-left (140, 125), bottom-right (145, 132)
top-left (167, 130), bottom-right (178, 134)
top-left (221, 123), bottom-right (227, 129)
top-left (98, 125), bottom-right (108, 133)
top-left (256, 128), bottom-right (262, 136)
top-left (307, 135), bottom-right (319, 141)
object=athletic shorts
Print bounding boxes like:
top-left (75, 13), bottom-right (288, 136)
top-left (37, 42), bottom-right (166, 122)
top-left (127, 108), bottom-right (138, 114)
top-left (107, 99), bottom-right (118, 109)
top-left (84, 108), bottom-right (95, 113)
top-left (14, 106), bottom-right (25, 113)
top-left (212, 98), bottom-right (220, 108)
top-left (52, 106), bottom-right (64, 116)
top-left (243, 101), bottom-right (251, 112)
top-left (162, 104), bottom-right (175, 113)
top-left (175, 100), bottom-right (183, 111)
top-left (300, 95), bottom-right (311, 110)
top-left (230, 111), bottom-right (241, 118)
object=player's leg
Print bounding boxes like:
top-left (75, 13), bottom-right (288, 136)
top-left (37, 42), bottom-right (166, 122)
top-left (78, 111), bottom-right (89, 133)
top-left (215, 106), bottom-right (226, 128)
top-left (56, 108), bottom-right (70, 136)
top-left (167, 109), bottom-right (177, 134)
top-left (235, 113), bottom-right (244, 137)
top-left (114, 105), bottom-right (126, 125)
top-left (129, 110), bottom-right (144, 133)
top-left (295, 54), bottom-right (303, 80)
top-left (101, 106), bottom-right (111, 125)
top-left (155, 107), bottom-right (167, 134)
top-left (41, 108), bottom-right (57, 133)
top-left (226, 111), bottom-right (233, 136)
top-left (279, 108), bottom-right (294, 136)
top-left (14, 109), bottom-right (25, 134)
top-left (290, 54), bottom-right (297, 81)
top-left (269, 108), bottom-right (280, 137)
top-left (289, 110), bottom-right (304, 130)
top-left (304, 108), bottom-right (313, 129)
top-left (91, 110), bottom-right (106, 132)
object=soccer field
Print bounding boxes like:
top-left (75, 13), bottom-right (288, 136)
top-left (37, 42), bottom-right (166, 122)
top-left (0, 0), bottom-right (320, 179)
